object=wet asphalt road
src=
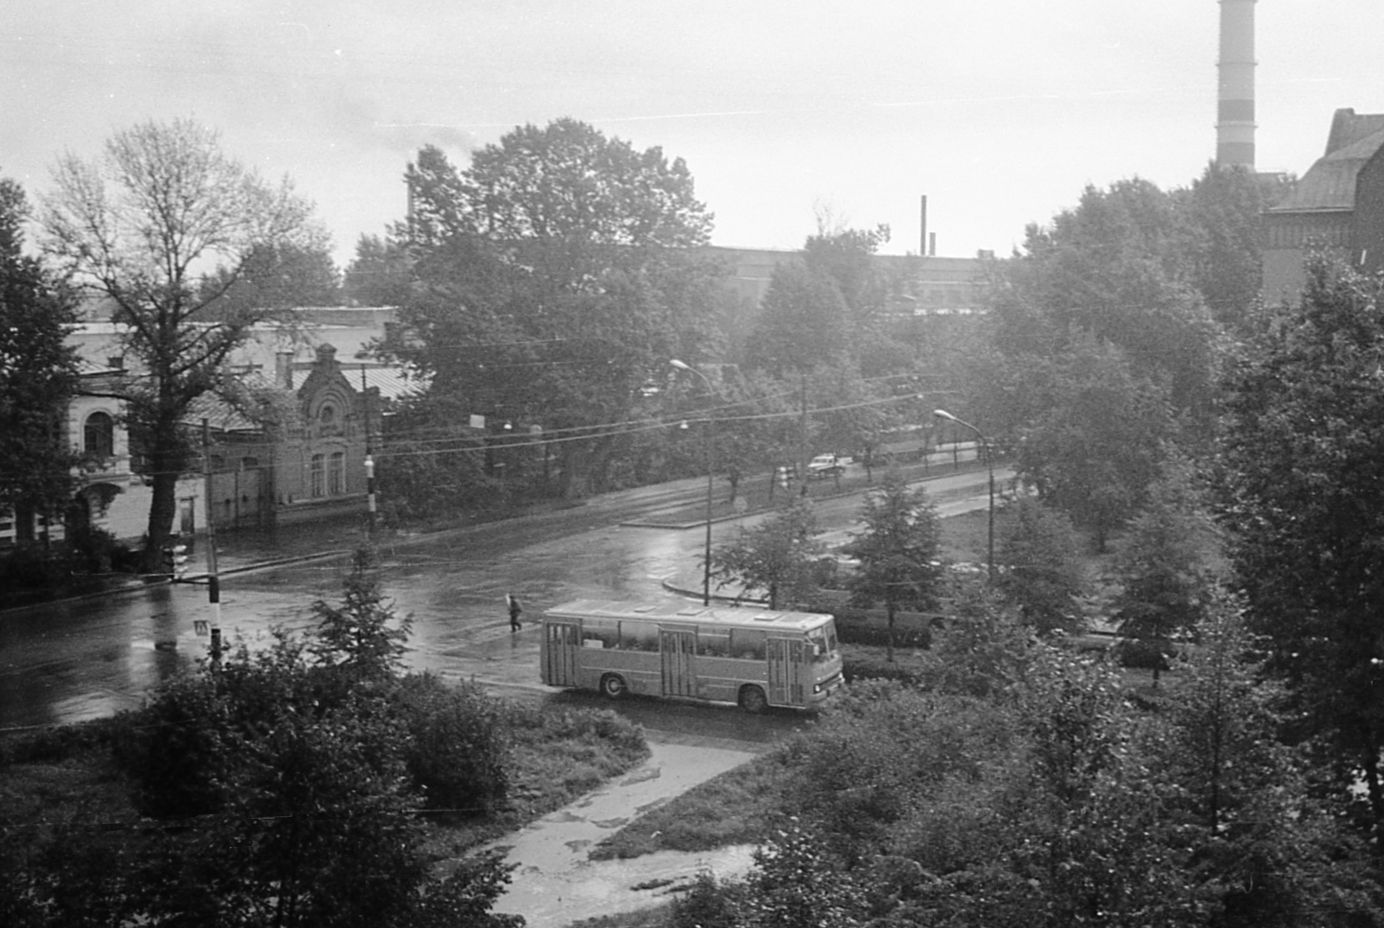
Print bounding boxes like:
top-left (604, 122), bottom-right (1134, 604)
top-left (0, 467), bottom-right (1004, 735)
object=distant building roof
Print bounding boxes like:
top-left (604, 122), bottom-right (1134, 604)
top-left (1325, 108), bottom-right (1384, 156)
top-left (1267, 126), bottom-right (1384, 214)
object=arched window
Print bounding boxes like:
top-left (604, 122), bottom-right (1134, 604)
top-left (310, 454), bottom-right (325, 498)
top-left (328, 451), bottom-right (345, 495)
top-left (84, 412), bottom-right (114, 458)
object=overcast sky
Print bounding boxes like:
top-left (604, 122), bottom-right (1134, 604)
top-left (3, 0), bottom-right (1382, 267)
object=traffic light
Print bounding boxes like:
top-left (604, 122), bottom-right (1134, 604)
top-left (171, 544), bottom-right (189, 580)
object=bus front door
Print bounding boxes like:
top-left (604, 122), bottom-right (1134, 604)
top-left (543, 620), bottom-right (581, 687)
top-left (660, 627), bottom-right (697, 698)
top-left (767, 637), bottom-right (806, 706)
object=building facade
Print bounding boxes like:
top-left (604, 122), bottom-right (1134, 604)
top-left (1262, 108), bottom-right (1384, 300)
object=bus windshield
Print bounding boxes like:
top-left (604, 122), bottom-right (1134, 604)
top-left (807, 623), bottom-right (838, 663)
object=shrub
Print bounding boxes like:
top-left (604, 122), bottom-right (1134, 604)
top-left (0, 544), bottom-right (72, 590)
top-left (395, 674), bottom-right (510, 815)
top-left (111, 672), bottom-right (233, 818)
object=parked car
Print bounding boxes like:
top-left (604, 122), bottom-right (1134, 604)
top-left (807, 454), bottom-right (850, 478)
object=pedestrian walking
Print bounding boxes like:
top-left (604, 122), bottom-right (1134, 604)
top-left (507, 592), bottom-right (523, 632)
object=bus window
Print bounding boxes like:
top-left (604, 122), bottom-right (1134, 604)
top-left (728, 628), bottom-right (766, 660)
top-left (583, 618), bottom-right (620, 649)
top-left (626, 620), bottom-right (659, 652)
top-left (699, 630), bottom-right (730, 657)
top-left (807, 625), bottom-right (838, 663)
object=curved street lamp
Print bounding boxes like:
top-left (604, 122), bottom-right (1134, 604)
top-left (933, 408), bottom-right (995, 584)
top-left (671, 360), bottom-right (717, 606)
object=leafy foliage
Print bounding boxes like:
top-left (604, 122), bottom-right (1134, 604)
top-left (394, 674), bottom-right (510, 814)
top-left (1217, 252), bottom-right (1384, 847)
top-left (709, 498), bottom-right (822, 609)
top-left (311, 547), bottom-right (412, 684)
top-left (374, 121), bottom-right (725, 499)
top-left (86, 556), bottom-right (526, 925)
top-left (995, 495), bottom-right (1086, 635)
top-left (1011, 335), bottom-right (1172, 548)
top-left (844, 470), bottom-right (944, 660)
top-left (41, 118), bottom-right (323, 568)
top-left (0, 174), bottom-right (83, 536)
top-left (1112, 451), bottom-right (1221, 682)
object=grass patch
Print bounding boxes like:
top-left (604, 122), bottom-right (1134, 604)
top-left (937, 506), bottom-right (990, 565)
top-left (419, 702), bottom-right (650, 856)
top-left (569, 907), bottom-right (675, 928)
top-left (590, 749), bottom-right (790, 860)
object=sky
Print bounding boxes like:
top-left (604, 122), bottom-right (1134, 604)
top-left (3, 0), bottom-right (1383, 268)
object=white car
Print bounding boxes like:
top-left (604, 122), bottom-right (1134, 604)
top-left (807, 454), bottom-right (849, 478)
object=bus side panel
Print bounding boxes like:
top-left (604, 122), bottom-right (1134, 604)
top-left (576, 648), bottom-right (661, 696)
top-left (695, 657), bottom-right (767, 703)
top-left (767, 637), bottom-right (807, 706)
top-left (542, 621), bottom-right (582, 687)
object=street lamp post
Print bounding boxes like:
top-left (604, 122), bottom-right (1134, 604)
top-left (672, 359), bottom-right (716, 606)
top-left (934, 409), bottom-right (995, 584)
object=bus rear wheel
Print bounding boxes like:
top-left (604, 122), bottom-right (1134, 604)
top-left (738, 685), bottom-right (768, 714)
top-left (600, 673), bottom-right (628, 699)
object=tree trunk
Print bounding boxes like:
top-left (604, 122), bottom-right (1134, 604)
top-left (142, 460), bottom-right (180, 572)
top-left (886, 600), bottom-right (896, 663)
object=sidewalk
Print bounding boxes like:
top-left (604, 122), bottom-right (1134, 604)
top-left (481, 739), bottom-right (761, 928)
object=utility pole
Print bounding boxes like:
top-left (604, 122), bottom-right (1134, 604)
top-left (201, 419), bottom-right (222, 663)
top-left (798, 373), bottom-right (809, 496)
top-left (361, 366), bottom-right (376, 541)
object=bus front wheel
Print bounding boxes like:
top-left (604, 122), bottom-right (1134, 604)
top-left (600, 673), bottom-right (628, 699)
top-left (738, 685), bottom-right (768, 714)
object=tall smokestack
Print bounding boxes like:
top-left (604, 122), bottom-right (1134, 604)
top-left (1216, 0), bottom-right (1256, 168)
top-left (919, 195), bottom-right (928, 257)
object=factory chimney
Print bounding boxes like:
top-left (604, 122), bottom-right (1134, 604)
top-left (919, 195), bottom-right (928, 257)
top-left (1216, 0), bottom-right (1256, 168)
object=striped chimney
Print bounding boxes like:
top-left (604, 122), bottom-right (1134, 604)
top-left (1216, 0), bottom-right (1256, 168)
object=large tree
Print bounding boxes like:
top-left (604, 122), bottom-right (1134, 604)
top-left (996, 495), bottom-right (1087, 636)
top-left (1218, 252), bottom-right (1384, 849)
top-left (1010, 335), bottom-right (1172, 549)
top-left (990, 177), bottom-right (1220, 422)
top-left (0, 175), bottom-right (82, 543)
top-left (376, 122), bottom-right (725, 498)
top-left (41, 119), bottom-right (322, 568)
top-left (709, 498), bottom-right (822, 609)
top-left (1112, 450), bottom-right (1222, 684)
top-left (845, 470), bottom-right (944, 661)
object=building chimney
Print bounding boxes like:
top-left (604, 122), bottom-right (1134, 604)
top-left (1216, 0), bottom-right (1256, 168)
top-left (275, 351), bottom-right (294, 390)
top-left (919, 195), bottom-right (928, 257)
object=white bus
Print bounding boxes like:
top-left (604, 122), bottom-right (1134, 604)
top-left (540, 599), bottom-right (845, 713)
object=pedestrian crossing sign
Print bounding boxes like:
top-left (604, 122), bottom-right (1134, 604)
top-left (194, 620), bottom-right (209, 637)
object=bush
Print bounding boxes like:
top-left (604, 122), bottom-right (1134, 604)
top-left (111, 672), bottom-right (233, 818)
top-left (1112, 637), bottom-right (1171, 670)
top-left (395, 674), bottom-right (511, 815)
top-left (0, 544), bottom-right (72, 590)
top-left (670, 871), bottom-right (746, 928)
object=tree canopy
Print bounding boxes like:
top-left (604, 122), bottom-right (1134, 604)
top-left (1217, 252), bottom-right (1384, 846)
top-left (845, 470), bottom-right (944, 660)
top-left (0, 174), bottom-right (82, 539)
top-left (41, 118), bottom-right (323, 567)
top-left (373, 120), bottom-right (726, 498)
